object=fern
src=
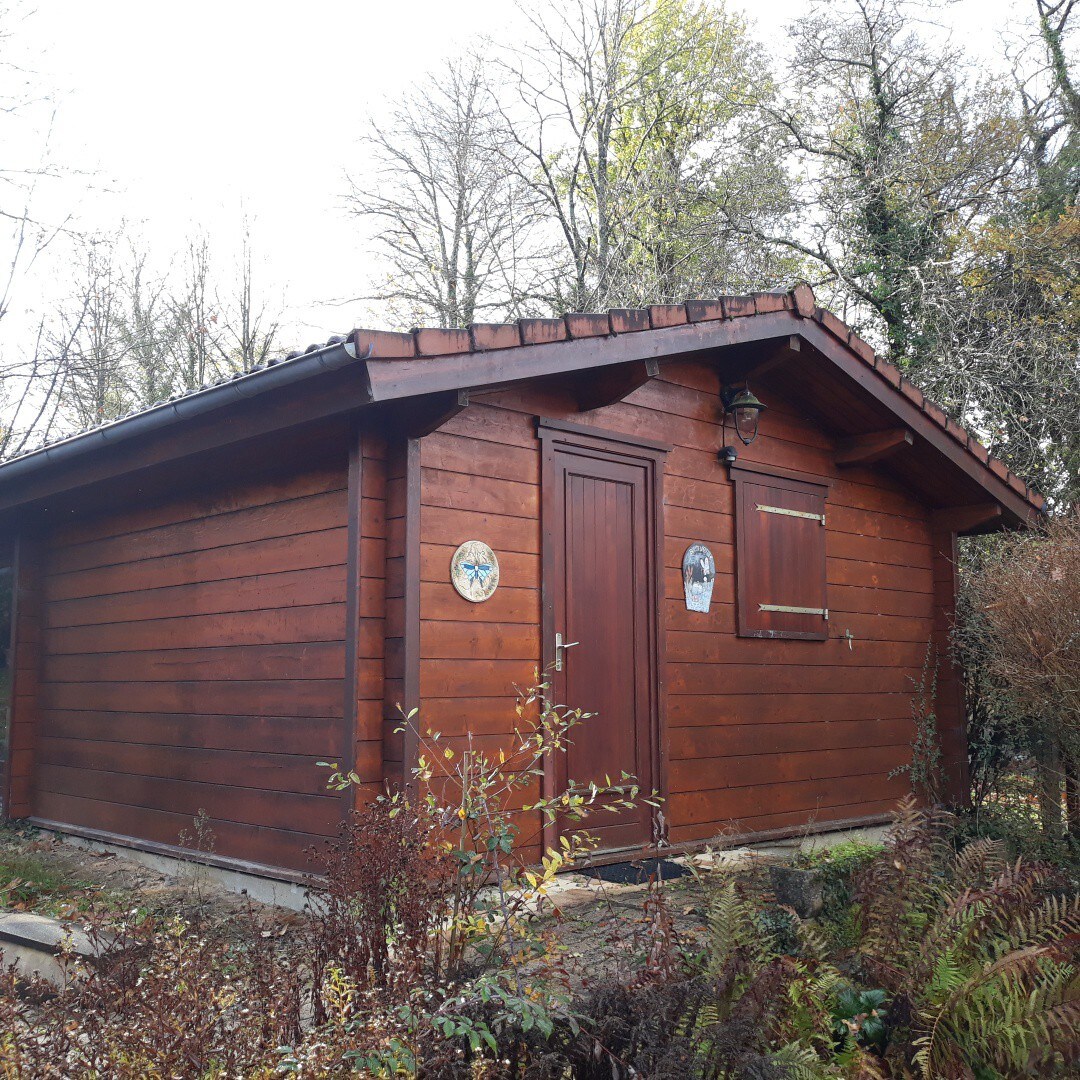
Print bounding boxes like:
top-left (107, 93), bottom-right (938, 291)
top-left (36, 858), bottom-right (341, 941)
top-left (856, 800), bottom-right (1080, 1077)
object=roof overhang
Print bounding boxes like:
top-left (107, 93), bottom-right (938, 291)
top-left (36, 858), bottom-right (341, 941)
top-left (0, 289), bottom-right (1045, 532)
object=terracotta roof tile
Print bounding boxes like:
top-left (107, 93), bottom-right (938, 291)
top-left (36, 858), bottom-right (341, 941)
top-left (518, 318), bottom-right (567, 345)
top-left (685, 299), bottom-right (726, 322)
top-left (751, 291), bottom-right (791, 314)
top-left (899, 378), bottom-right (924, 408)
top-left (846, 331), bottom-right (875, 365)
top-left (924, 399), bottom-right (949, 427)
top-left (874, 357), bottom-right (903, 388)
top-left (648, 304), bottom-right (688, 328)
top-left (414, 327), bottom-right (470, 356)
top-left (815, 307), bottom-right (849, 343)
top-left (353, 329), bottom-right (416, 358)
top-left (945, 416), bottom-right (969, 446)
top-left (791, 282), bottom-right (816, 317)
top-left (564, 313), bottom-right (609, 339)
top-left (608, 308), bottom-right (651, 333)
top-left (469, 323), bottom-right (521, 351)
top-left (968, 437), bottom-right (990, 464)
top-left (721, 294), bottom-right (756, 318)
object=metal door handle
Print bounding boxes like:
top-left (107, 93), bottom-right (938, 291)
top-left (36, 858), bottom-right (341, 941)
top-left (555, 632), bottom-right (580, 671)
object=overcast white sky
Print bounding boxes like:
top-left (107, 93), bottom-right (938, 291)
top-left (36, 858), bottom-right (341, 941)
top-left (7, 0), bottom-right (1034, 349)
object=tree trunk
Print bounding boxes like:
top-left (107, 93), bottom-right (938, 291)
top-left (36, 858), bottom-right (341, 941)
top-left (1065, 748), bottom-right (1080, 837)
top-left (1037, 739), bottom-right (1064, 839)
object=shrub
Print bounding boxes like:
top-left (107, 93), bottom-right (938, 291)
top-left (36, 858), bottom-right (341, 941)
top-left (0, 910), bottom-right (302, 1078)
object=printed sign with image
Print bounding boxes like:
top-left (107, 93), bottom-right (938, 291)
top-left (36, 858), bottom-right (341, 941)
top-left (682, 543), bottom-right (716, 613)
top-left (451, 540), bottom-right (500, 602)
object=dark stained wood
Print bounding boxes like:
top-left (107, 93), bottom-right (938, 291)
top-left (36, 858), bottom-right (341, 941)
top-left (835, 429), bottom-right (913, 467)
top-left (733, 469), bottom-right (829, 640)
top-left (7, 305), bottom-right (1028, 873)
top-left (45, 566), bottom-right (347, 628)
top-left (793, 325), bottom-right (1035, 524)
top-left (0, 387), bottom-right (359, 524)
top-left (399, 390), bottom-right (470, 439)
top-left (931, 503), bottom-right (1003, 534)
top-left (23, 456), bottom-right (352, 870)
top-left (382, 438), bottom-right (421, 791)
top-left (539, 422), bottom-right (665, 853)
top-left (29, 800), bottom-right (328, 875)
top-left (575, 358), bottom-right (660, 411)
top-left (419, 375), bottom-right (944, 850)
top-left (342, 423), bottom-right (363, 817)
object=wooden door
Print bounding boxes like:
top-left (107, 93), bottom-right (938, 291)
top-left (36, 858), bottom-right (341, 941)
top-left (539, 420), bottom-right (665, 855)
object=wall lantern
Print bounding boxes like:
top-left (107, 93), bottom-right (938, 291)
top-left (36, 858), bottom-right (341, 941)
top-left (721, 384), bottom-right (767, 446)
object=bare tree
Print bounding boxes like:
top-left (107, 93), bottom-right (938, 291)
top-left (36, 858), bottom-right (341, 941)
top-left (52, 239), bottom-right (136, 429)
top-left (493, 0), bottom-right (791, 313)
top-left (497, 0), bottom-right (668, 312)
top-left (345, 56), bottom-right (543, 328)
top-left (0, 4), bottom-right (84, 458)
top-left (219, 221), bottom-right (279, 371)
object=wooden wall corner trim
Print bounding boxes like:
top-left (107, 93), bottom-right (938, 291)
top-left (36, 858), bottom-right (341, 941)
top-left (342, 424), bottom-right (364, 819)
top-left (1, 535), bottom-right (19, 818)
top-left (402, 438), bottom-right (422, 790)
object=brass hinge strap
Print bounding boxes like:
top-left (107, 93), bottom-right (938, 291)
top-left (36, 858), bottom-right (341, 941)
top-left (756, 503), bottom-right (825, 525)
top-left (759, 604), bottom-right (829, 618)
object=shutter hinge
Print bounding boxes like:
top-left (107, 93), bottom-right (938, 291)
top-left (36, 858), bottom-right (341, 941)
top-left (755, 503), bottom-right (825, 525)
top-left (759, 604), bottom-right (828, 619)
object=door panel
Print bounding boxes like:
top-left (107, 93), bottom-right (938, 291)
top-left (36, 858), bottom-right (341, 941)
top-left (542, 427), bottom-right (663, 854)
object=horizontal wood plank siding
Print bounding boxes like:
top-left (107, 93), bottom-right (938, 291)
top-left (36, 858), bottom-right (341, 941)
top-left (32, 457), bottom-right (352, 872)
top-left (418, 360), bottom-right (932, 851)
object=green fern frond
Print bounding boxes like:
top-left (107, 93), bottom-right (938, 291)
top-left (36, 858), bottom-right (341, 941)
top-left (768, 1040), bottom-right (842, 1079)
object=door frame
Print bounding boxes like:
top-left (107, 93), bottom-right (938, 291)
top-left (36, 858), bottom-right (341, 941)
top-left (537, 417), bottom-right (669, 859)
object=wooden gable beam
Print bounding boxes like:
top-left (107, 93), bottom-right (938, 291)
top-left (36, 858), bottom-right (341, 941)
top-left (932, 503), bottom-right (1003, 534)
top-left (835, 428), bottom-right (914, 467)
top-left (745, 335), bottom-right (801, 380)
top-left (400, 389), bottom-right (469, 438)
top-left (576, 358), bottom-right (660, 411)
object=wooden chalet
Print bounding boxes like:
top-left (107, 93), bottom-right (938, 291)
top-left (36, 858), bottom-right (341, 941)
top-left (0, 285), bottom-right (1044, 878)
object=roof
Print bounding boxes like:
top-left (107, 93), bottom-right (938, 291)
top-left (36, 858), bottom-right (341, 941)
top-left (0, 284), bottom-right (1045, 527)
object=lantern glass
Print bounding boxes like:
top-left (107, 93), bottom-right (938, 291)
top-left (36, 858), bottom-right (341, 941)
top-left (722, 385), bottom-right (766, 446)
top-left (734, 405), bottom-right (760, 445)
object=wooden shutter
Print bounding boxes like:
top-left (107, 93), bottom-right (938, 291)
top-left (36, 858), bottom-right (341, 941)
top-left (733, 465), bottom-right (828, 641)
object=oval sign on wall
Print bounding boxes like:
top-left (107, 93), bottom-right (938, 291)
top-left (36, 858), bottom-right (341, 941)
top-left (450, 540), bottom-right (500, 602)
top-left (682, 543), bottom-right (716, 613)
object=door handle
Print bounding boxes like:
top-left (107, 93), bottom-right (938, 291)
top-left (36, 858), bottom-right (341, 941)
top-left (554, 632), bottom-right (580, 671)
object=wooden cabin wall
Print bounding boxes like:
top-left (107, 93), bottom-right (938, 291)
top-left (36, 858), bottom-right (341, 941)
top-left (26, 457), bottom-right (353, 873)
top-left (417, 358), bottom-right (930, 850)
